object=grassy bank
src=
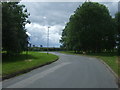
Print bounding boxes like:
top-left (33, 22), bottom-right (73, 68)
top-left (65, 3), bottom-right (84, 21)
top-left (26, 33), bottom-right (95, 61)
top-left (2, 52), bottom-right (58, 76)
top-left (59, 51), bottom-right (119, 76)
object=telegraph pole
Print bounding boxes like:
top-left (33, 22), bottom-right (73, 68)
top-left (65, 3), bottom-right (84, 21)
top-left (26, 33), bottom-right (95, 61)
top-left (47, 26), bottom-right (50, 54)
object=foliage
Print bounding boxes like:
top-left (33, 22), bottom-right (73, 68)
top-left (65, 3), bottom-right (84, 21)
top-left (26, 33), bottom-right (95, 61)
top-left (60, 2), bottom-right (116, 53)
top-left (115, 12), bottom-right (120, 55)
top-left (3, 52), bottom-right (58, 76)
top-left (29, 47), bottom-right (62, 51)
top-left (2, 2), bottom-right (30, 55)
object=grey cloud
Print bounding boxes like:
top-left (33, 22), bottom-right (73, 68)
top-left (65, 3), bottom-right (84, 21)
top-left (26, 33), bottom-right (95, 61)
top-left (101, 2), bottom-right (118, 17)
top-left (25, 23), bottom-right (63, 47)
top-left (20, 2), bottom-right (118, 47)
top-left (118, 1), bottom-right (120, 12)
top-left (21, 2), bottom-right (119, 26)
top-left (21, 2), bottom-right (81, 26)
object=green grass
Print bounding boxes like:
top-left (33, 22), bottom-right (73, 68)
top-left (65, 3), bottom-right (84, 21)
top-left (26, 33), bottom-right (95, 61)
top-left (86, 53), bottom-right (119, 76)
top-left (59, 51), bottom-right (119, 76)
top-left (2, 52), bottom-right (58, 76)
top-left (0, 63), bottom-right (2, 77)
top-left (59, 51), bottom-right (76, 55)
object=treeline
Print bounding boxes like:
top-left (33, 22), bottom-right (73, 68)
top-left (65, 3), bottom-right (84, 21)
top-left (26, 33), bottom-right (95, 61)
top-left (60, 2), bottom-right (120, 55)
top-left (2, 2), bottom-right (30, 55)
top-left (29, 47), bottom-right (62, 51)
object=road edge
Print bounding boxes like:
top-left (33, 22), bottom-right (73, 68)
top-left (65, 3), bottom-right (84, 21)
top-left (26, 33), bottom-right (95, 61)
top-left (97, 58), bottom-right (120, 87)
top-left (1, 57), bottom-right (59, 81)
top-left (59, 52), bottom-right (120, 87)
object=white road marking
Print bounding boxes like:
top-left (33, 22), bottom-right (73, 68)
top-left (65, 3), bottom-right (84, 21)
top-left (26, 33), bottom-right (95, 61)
top-left (7, 62), bottom-right (71, 88)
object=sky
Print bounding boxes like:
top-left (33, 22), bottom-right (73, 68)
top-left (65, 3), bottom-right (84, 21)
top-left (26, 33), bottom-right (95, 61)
top-left (20, 1), bottom-right (119, 47)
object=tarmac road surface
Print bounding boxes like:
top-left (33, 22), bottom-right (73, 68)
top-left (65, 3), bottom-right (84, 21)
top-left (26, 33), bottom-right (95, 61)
top-left (2, 52), bottom-right (118, 88)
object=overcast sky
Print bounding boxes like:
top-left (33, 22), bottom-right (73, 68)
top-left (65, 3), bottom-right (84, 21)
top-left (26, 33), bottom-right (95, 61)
top-left (20, 1), bottom-right (119, 47)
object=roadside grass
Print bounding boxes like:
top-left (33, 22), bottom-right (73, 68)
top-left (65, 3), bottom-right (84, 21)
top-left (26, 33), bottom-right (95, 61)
top-left (0, 63), bottom-right (1, 78)
top-left (0, 52), bottom-right (2, 77)
top-left (59, 51), bottom-right (119, 76)
top-left (2, 52), bottom-right (58, 76)
top-left (86, 53), bottom-right (119, 76)
top-left (59, 51), bottom-right (76, 55)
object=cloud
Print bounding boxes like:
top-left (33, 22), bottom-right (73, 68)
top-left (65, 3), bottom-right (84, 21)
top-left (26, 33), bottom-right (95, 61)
top-left (43, 16), bottom-right (47, 19)
top-left (118, 1), bottom-right (120, 12)
top-left (19, 2), bottom-right (81, 47)
top-left (21, 0), bottom-right (119, 2)
top-left (21, 2), bottom-right (81, 26)
top-left (20, 2), bottom-right (118, 47)
top-left (25, 23), bottom-right (64, 47)
top-left (101, 2), bottom-right (118, 17)
top-left (26, 32), bottom-right (31, 36)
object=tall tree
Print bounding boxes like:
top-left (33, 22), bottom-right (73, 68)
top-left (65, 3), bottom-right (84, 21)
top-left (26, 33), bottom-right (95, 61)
top-left (115, 12), bottom-right (120, 55)
top-left (2, 2), bottom-right (30, 55)
top-left (60, 2), bottom-right (116, 53)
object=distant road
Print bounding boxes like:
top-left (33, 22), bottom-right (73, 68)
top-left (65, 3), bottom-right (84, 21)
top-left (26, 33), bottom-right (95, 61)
top-left (3, 52), bottom-right (118, 88)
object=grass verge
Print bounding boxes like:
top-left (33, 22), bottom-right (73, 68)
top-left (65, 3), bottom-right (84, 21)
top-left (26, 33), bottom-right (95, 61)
top-left (2, 52), bottom-right (58, 77)
top-left (59, 51), bottom-right (119, 76)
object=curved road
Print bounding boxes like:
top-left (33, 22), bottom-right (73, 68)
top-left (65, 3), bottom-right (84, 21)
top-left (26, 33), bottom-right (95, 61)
top-left (3, 52), bottom-right (118, 88)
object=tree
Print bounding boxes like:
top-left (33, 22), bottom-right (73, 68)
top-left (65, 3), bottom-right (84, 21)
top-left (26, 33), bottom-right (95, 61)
top-left (60, 2), bottom-right (116, 53)
top-left (2, 2), bottom-right (30, 55)
top-left (115, 12), bottom-right (120, 55)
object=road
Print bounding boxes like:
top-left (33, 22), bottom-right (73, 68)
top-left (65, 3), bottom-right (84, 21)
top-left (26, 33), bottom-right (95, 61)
top-left (2, 52), bottom-right (118, 88)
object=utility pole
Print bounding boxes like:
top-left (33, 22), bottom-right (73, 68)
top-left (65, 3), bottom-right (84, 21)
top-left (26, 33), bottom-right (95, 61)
top-left (47, 26), bottom-right (50, 54)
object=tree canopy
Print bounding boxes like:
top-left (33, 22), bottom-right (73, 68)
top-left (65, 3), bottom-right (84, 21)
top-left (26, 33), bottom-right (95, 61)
top-left (115, 12), bottom-right (120, 55)
top-left (2, 2), bottom-right (30, 55)
top-left (60, 2), bottom-right (116, 53)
